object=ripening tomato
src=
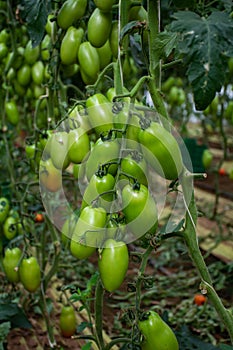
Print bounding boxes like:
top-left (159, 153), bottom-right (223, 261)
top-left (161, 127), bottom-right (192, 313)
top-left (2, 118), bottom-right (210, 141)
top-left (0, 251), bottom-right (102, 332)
top-left (39, 158), bottom-right (62, 192)
top-left (194, 294), bottom-right (207, 306)
top-left (59, 305), bottom-right (76, 337)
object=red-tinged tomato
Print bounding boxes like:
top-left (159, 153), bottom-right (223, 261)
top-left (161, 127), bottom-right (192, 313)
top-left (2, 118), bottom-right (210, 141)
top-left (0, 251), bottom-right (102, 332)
top-left (68, 128), bottom-right (90, 164)
top-left (88, 8), bottom-right (112, 48)
top-left (35, 213), bottom-right (44, 223)
top-left (218, 168), bottom-right (226, 176)
top-left (19, 256), bottom-right (41, 293)
top-left (59, 305), bottom-right (76, 337)
top-left (194, 294), bottom-right (207, 306)
top-left (3, 247), bottom-right (22, 283)
top-left (50, 131), bottom-right (70, 170)
top-left (70, 206), bottom-right (107, 259)
top-left (98, 239), bottom-right (129, 292)
top-left (39, 158), bottom-right (62, 192)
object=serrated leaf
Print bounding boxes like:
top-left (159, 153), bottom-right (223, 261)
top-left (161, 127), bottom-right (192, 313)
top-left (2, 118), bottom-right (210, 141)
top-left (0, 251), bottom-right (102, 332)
top-left (20, 0), bottom-right (52, 47)
top-left (170, 10), bottom-right (233, 110)
top-left (154, 31), bottom-right (178, 59)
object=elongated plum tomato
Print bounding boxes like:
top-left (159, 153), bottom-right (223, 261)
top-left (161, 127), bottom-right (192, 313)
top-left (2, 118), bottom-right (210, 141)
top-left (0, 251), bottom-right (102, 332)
top-left (138, 121), bottom-right (183, 180)
top-left (70, 206), bottom-right (107, 259)
top-left (50, 131), bottom-right (70, 170)
top-left (87, 8), bottom-right (112, 48)
top-left (138, 311), bottom-right (179, 350)
top-left (59, 305), bottom-right (76, 337)
top-left (19, 257), bottom-right (41, 292)
top-left (39, 158), bottom-right (62, 192)
top-left (57, 0), bottom-right (87, 29)
top-left (3, 247), bottom-right (22, 283)
top-left (68, 127), bottom-right (90, 164)
top-left (98, 239), bottom-right (129, 292)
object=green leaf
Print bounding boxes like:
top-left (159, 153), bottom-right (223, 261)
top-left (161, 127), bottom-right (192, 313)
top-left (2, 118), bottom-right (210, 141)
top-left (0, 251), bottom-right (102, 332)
top-left (0, 302), bottom-right (32, 329)
top-left (120, 21), bottom-right (147, 43)
top-left (154, 31), bottom-right (178, 59)
top-left (77, 321), bottom-right (92, 333)
top-left (219, 345), bottom-right (233, 350)
top-left (170, 10), bottom-right (233, 110)
top-left (0, 322), bottom-right (11, 343)
top-left (81, 342), bottom-right (92, 350)
top-left (20, 0), bottom-right (52, 47)
top-left (176, 325), bottom-right (221, 349)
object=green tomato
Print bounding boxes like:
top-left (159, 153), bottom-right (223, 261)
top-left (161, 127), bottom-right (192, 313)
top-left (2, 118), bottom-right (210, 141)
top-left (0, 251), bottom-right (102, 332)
top-left (96, 40), bottom-right (112, 70)
top-left (138, 311), bottom-right (179, 350)
top-left (68, 105), bottom-right (91, 133)
top-left (70, 206), bottom-right (107, 259)
top-left (17, 64), bottom-right (31, 86)
top-left (93, 0), bottom-right (115, 12)
top-left (138, 121), bottom-right (183, 180)
top-left (161, 77), bottom-right (176, 93)
top-left (202, 149), bottom-right (213, 169)
top-left (24, 40), bottom-right (40, 65)
top-left (3, 247), bottom-right (22, 283)
top-left (50, 131), bottom-right (70, 170)
top-left (19, 256), bottom-right (41, 293)
top-left (31, 61), bottom-right (44, 85)
top-left (60, 26), bottom-right (84, 65)
top-left (59, 305), bottom-right (76, 337)
top-left (122, 183), bottom-right (158, 239)
top-left (0, 29), bottom-right (10, 45)
top-left (120, 151), bottom-right (148, 187)
top-left (0, 197), bottom-right (10, 223)
top-left (78, 41), bottom-right (100, 84)
top-left (61, 213), bottom-right (78, 246)
top-left (109, 21), bottom-right (118, 58)
top-left (41, 34), bottom-right (51, 61)
top-left (5, 100), bottom-right (19, 125)
top-left (86, 93), bottom-right (113, 137)
top-left (0, 42), bottom-right (8, 60)
top-left (57, 0), bottom-right (87, 29)
top-left (88, 8), bottom-right (112, 48)
top-left (3, 216), bottom-right (18, 240)
top-left (85, 138), bottom-right (120, 181)
top-left (98, 239), bottom-right (129, 292)
top-left (39, 158), bottom-right (62, 192)
top-left (81, 172), bottom-right (115, 211)
top-left (128, 5), bottom-right (148, 21)
top-left (68, 128), bottom-right (90, 164)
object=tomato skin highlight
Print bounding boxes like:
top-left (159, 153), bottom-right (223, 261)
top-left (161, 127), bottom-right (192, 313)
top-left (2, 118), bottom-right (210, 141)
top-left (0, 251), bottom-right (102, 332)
top-left (88, 8), bottom-right (112, 48)
top-left (50, 131), bottom-right (70, 170)
top-left (57, 0), bottom-right (87, 29)
top-left (138, 311), bottom-right (179, 350)
top-left (98, 239), bottom-right (129, 292)
top-left (39, 158), bottom-right (62, 192)
top-left (3, 247), bottom-right (22, 283)
top-left (70, 206), bottom-right (107, 259)
top-left (68, 128), bottom-right (90, 164)
top-left (78, 42), bottom-right (100, 84)
top-left (138, 122), bottom-right (183, 180)
top-left (5, 100), bottom-right (19, 125)
top-left (60, 26), bottom-right (84, 65)
top-left (59, 305), bottom-right (77, 337)
top-left (19, 257), bottom-right (41, 293)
